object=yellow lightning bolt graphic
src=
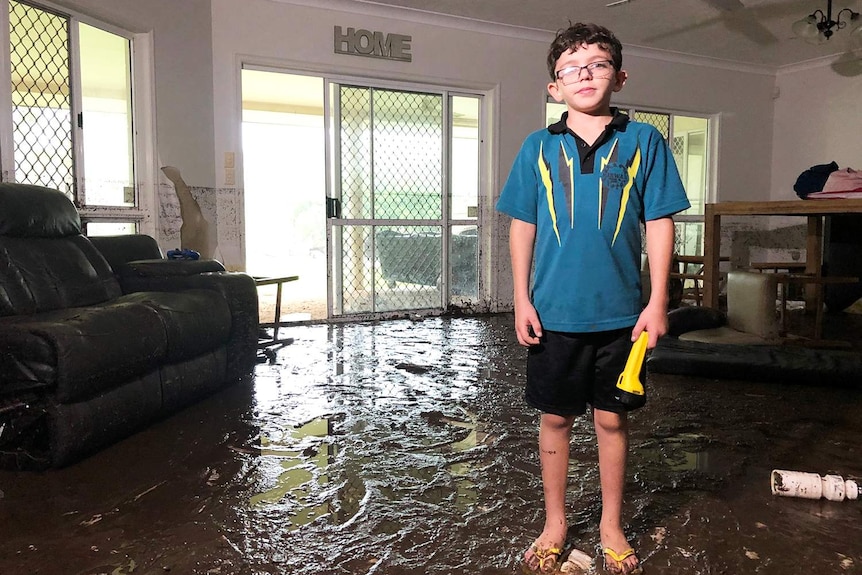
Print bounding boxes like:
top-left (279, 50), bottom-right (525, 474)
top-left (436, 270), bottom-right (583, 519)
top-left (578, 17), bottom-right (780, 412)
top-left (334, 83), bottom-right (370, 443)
top-left (560, 142), bottom-right (575, 227)
top-left (598, 139), bottom-right (619, 228)
top-left (612, 147), bottom-right (642, 246)
top-left (538, 141), bottom-right (561, 246)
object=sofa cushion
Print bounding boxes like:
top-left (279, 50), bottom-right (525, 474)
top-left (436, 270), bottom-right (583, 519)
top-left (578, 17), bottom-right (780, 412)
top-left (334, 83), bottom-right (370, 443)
top-left (677, 271), bottom-right (780, 345)
top-left (0, 235), bottom-right (122, 316)
top-left (0, 183), bottom-right (81, 238)
top-left (0, 299), bottom-right (168, 402)
top-left (667, 306), bottom-right (726, 337)
top-left (120, 290), bottom-right (231, 362)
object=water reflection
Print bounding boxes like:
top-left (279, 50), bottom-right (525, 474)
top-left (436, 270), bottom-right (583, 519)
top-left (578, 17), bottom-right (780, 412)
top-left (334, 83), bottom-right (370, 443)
top-left (249, 417), bottom-right (337, 530)
top-left (638, 433), bottom-right (714, 473)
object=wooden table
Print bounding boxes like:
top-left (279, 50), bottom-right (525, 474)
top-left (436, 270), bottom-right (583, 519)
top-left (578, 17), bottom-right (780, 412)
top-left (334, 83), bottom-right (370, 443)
top-left (702, 199), bottom-right (862, 338)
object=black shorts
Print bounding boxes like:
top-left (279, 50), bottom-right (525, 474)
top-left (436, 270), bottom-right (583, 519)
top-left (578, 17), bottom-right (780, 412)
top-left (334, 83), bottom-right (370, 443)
top-left (525, 327), bottom-right (644, 416)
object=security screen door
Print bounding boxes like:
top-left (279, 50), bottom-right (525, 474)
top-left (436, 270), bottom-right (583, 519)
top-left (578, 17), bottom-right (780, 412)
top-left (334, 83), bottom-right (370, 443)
top-left (327, 82), bottom-right (479, 318)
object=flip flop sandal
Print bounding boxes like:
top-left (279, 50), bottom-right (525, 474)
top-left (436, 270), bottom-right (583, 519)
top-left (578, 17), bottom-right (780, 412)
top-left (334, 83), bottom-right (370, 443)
top-left (523, 544), bottom-right (564, 574)
top-left (603, 547), bottom-right (644, 575)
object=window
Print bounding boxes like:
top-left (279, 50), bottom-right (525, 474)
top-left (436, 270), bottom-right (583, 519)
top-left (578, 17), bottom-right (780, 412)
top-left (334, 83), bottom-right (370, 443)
top-left (546, 102), bottom-right (711, 256)
top-left (1, 0), bottom-right (140, 232)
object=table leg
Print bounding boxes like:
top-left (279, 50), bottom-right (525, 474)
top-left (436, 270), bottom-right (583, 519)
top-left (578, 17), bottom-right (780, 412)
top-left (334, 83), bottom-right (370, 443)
top-left (702, 205), bottom-right (722, 309)
top-left (805, 216), bottom-right (823, 311)
top-left (274, 280), bottom-right (284, 340)
top-left (814, 284), bottom-right (824, 340)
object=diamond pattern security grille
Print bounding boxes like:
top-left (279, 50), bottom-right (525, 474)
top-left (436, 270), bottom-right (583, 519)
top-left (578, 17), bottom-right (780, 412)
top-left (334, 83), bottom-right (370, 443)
top-left (633, 111), bottom-right (670, 141)
top-left (450, 226), bottom-right (477, 298)
top-left (375, 225), bottom-right (441, 311)
top-left (675, 221), bottom-right (704, 257)
top-left (9, 0), bottom-right (73, 195)
top-left (339, 87), bottom-right (372, 220)
top-left (372, 90), bottom-right (442, 220)
top-left (337, 225), bottom-right (442, 315)
top-left (339, 86), bottom-right (442, 220)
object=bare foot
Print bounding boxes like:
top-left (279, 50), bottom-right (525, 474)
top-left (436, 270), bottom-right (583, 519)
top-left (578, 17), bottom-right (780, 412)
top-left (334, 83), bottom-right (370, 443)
top-left (523, 525), bottom-right (567, 573)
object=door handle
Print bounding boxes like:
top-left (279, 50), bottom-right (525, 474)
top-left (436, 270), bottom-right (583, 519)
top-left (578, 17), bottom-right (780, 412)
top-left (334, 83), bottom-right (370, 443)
top-left (326, 197), bottom-right (341, 219)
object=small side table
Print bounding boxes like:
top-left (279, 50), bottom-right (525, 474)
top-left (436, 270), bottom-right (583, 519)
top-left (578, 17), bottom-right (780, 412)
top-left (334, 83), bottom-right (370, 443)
top-left (254, 275), bottom-right (299, 347)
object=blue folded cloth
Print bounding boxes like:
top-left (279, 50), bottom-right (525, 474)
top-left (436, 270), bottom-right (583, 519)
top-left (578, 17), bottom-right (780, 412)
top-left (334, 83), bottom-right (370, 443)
top-left (166, 248), bottom-right (201, 260)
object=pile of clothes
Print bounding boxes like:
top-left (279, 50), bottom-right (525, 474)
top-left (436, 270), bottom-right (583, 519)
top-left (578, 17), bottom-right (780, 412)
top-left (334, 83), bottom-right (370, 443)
top-left (794, 161), bottom-right (862, 199)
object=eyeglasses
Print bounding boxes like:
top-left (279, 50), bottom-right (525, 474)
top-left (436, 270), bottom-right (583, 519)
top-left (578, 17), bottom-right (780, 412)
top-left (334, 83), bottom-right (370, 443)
top-left (555, 60), bottom-right (616, 84)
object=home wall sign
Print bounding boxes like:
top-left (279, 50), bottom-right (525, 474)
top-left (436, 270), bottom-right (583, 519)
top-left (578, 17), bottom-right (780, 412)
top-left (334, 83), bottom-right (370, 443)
top-left (334, 26), bottom-right (412, 62)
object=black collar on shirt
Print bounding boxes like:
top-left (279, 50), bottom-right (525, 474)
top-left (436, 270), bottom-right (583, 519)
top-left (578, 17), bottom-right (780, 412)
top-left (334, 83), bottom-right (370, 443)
top-left (547, 108), bottom-right (630, 174)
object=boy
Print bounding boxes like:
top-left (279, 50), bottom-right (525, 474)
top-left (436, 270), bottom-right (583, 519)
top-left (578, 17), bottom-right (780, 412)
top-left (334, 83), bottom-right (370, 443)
top-left (496, 22), bottom-right (690, 575)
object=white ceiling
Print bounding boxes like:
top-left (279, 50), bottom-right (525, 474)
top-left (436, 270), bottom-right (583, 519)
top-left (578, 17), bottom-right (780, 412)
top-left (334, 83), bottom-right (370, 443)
top-left (344, 0), bottom-right (862, 68)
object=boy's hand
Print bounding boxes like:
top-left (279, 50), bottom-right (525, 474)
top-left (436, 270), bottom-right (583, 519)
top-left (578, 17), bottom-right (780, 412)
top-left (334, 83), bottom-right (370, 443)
top-left (632, 301), bottom-right (668, 349)
top-left (514, 300), bottom-right (543, 346)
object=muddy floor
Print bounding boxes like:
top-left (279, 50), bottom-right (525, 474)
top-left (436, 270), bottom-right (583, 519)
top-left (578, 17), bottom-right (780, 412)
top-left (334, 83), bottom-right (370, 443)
top-left (2, 313), bottom-right (862, 575)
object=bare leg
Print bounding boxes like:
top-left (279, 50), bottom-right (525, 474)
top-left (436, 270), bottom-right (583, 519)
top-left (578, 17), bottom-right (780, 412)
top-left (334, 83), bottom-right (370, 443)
top-left (524, 412), bottom-right (575, 572)
top-left (594, 408), bottom-right (640, 574)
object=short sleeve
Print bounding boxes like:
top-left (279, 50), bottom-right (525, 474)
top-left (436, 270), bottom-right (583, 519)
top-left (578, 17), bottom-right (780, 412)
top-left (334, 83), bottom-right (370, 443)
top-left (496, 135), bottom-right (540, 224)
top-left (641, 127), bottom-right (691, 221)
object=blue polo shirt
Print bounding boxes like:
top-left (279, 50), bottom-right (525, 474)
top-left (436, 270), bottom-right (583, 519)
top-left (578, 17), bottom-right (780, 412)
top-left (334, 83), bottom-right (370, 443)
top-left (496, 110), bottom-right (690, 332)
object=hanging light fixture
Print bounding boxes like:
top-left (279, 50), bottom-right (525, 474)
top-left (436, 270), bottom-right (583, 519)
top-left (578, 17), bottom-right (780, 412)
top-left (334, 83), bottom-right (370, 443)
top-left (791, 0), bottom-right (861, 45)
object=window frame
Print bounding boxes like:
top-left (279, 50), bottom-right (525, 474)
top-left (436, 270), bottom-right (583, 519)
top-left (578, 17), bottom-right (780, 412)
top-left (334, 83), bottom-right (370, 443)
top-left (0, 0), bottom-right (157, 237)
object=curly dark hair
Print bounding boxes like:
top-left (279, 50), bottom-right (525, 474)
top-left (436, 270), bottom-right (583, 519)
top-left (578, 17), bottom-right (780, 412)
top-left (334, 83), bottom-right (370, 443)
top-left (547, 22), bottom-right (623, 81)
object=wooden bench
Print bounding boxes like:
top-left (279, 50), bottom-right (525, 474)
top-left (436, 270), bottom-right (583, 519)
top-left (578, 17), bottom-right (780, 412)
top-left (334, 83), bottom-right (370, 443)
top-left (670, 255), bottom-right (729, 306)
top-left (750, 261), bottom-right (808, 274)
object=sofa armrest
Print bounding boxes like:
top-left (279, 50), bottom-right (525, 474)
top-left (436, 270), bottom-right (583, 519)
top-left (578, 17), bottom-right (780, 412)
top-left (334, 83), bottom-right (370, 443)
top-left (87, 234), bottom-right (163, 270)
top-left (88, 234), bottom-right (226, 284)
top-left (118, 258), bottom-right (226, 279)
top-left (113, 260), bottom-right (227, 295)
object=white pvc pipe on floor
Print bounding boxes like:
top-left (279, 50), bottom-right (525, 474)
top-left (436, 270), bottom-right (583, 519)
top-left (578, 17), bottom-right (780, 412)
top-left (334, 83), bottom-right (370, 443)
top-left (771, 469), bottom-right (860, 501)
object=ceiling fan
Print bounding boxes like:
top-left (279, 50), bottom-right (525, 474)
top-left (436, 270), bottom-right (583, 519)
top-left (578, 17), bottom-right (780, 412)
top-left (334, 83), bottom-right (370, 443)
top-left (606, 0), bottom-right (788, 45)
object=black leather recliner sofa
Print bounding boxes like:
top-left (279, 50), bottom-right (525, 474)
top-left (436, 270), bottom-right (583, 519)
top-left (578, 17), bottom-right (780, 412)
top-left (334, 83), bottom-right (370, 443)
top-left (0, 183), bottom-right (259, 469)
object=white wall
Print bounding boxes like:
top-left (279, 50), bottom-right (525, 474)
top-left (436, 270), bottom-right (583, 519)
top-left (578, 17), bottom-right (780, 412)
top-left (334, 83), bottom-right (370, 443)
top-left (772, 59), bottom-right (862, 200)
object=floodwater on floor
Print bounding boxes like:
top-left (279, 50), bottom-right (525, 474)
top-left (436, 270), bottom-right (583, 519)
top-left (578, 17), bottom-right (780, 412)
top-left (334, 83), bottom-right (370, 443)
top-left (1, 314), bottom-right (862, 574)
